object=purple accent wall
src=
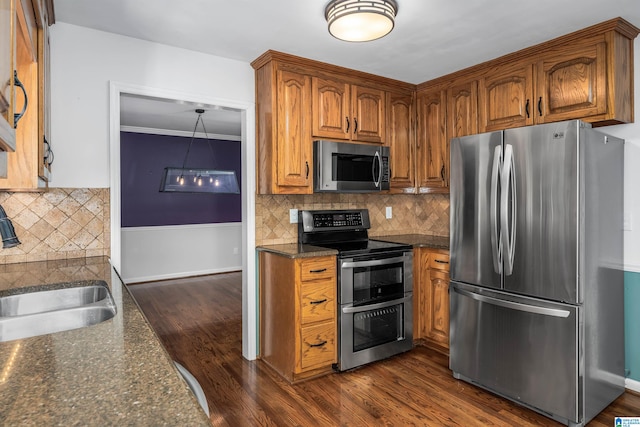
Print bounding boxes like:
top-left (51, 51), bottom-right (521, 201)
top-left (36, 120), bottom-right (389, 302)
top-left (120, 132), bottom-right (241, 227)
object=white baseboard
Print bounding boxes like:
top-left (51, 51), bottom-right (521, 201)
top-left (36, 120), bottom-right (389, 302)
top-left (124, 266), bottom-right (242, 284)
top-left (626, 378), bottom-right (640, 393)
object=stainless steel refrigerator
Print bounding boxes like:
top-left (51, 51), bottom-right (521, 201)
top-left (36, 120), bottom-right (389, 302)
top-left (449, 120), bottom-right (625, 427)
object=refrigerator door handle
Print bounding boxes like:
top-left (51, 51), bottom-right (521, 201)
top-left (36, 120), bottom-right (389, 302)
top-left (501, 144), bottom-right (517, 276)
top-left (490, 145), bottom-right (503, 275)
top-left (452, 287), bottom-right (571, 318)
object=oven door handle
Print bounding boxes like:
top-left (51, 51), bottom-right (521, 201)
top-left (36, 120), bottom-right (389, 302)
top-left (341, 255), bottom-right (407, 269)
top-left (341, 296), bottom-right (411, 314)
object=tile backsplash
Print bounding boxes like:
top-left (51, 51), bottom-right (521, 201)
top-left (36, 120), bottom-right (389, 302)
top-left (0, 189), bottom-right (110, 264)
top-left (256, 193), bottom-right (449, 246)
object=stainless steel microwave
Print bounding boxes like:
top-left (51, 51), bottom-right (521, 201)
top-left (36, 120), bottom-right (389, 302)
top-left (314, 140), bottom-right (390, 193)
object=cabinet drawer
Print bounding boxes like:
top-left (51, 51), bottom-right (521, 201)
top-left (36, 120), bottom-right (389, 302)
top-left (429, 252), bottom-right (450, 271)
top-left (300, 321), bottom-right (336, 370)
top-left (300, 279), bottom-right (336, 324)
top-left (300, 257), bottom-right (336, 282)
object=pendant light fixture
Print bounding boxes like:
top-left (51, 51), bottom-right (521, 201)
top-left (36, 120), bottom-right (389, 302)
top-left (325, 0), bottom-right (398, 42)
top-left (159, 109), bottom-right (240, 194)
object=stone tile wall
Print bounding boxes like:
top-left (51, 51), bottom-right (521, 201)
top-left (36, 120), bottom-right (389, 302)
top-left (0, 189), bottom-right (110, 264)
top-left (256, 193), bottom-right (449, 246)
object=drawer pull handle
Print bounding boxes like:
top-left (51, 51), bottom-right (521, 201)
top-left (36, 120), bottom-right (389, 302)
top-left (308, 340), bottom-right (327, 348)
top-left (434, 260), bottom-right (449, 264)
top-left (309, 268), bottom-right (327, 273)
top-left (310, 299), bottom-right (327, 305)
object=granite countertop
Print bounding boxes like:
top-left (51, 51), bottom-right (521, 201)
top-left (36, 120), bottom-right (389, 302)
top-left (257, 243), bottom-right (338, 258)
top-left (0, 257), bottom-right (210, 426)
top-left (373, 234), bottom-right (450, 250)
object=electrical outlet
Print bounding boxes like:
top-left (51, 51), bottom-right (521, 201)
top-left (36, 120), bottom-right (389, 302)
top-left (289, 209), bottom-right (299, 224)
top-left (385, 206), bottom-right (392, 219)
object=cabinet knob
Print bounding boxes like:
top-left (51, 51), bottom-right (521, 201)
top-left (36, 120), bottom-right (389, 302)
top-left (305, 161), bottom-right (309, 179)
top-left (537, 97), bottom-right (543, 116)
top-left (309, 268), bottom-right (327, 273)
top-left (525, 99), bottom-right (530, 118)
top-left (353, 117), bottom-right (358, 133)
top-left (310, 299), bottom-right (328, 305)
top-left (308, 340), bottom-right (328, 348)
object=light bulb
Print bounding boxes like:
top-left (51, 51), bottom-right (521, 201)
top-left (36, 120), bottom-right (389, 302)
top-left (179, 176), bottom-right (185, 185)
top-left (197, 177), bottom-right (203, 186)
top-left (214, 179), bottom-right (220, 187)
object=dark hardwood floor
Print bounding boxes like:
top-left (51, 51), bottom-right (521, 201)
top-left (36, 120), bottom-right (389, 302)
top-left (128, 272), bottom-right (640, 426)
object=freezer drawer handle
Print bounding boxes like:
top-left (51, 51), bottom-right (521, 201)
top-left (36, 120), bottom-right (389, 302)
top-left (453, 287), bottom-right (570, 318)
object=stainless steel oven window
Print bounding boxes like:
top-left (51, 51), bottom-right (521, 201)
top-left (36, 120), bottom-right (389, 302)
top-left (353, 303), bottom-right (403, 352)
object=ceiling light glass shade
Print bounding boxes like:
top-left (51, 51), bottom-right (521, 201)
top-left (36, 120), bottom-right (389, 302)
top-left (160, 168), bottom-right (240, 194)
top-left (325, 0), bottom-right (398, 42)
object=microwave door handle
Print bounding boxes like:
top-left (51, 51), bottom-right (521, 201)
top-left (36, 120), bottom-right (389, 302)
top-left (373, 151), bottom-right (382, 188)
top-left (342, 296), bottom-right (412, 314)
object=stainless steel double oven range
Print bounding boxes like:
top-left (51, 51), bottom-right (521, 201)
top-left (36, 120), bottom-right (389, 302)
top-left (298, 209), bottom-right (413, 371)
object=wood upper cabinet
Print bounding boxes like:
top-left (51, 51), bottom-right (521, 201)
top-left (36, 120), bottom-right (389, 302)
top-left (479, 61), bottom-right (534, 131)
top-left (0, 0), bottom-right (53, 189)
top-left (312, 76), bottom-right (385, 144)
top-left (414, 248), bottom-right (450, 353)
top-left (260, 252), bottom-right (337, 383)
top-left (276, 70), bottom-right (312, 190)
top-left (0, 0), bottom-right (15, 155)
top-left (479, 26), bottom-right (637, 131)
top-left (387, 90), bottom-right (414, 193)
top-left (254, 61), bottom-right (313, 194)
top-left (447, 80), bottom-right (478, 138)
top-left (416, 89), bottom-right (447, 193)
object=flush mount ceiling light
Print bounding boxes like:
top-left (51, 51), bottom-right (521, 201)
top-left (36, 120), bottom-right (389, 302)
top-left (159, 109), bottom-right (240, 194)
top-left (325, 0), bottom-right (398, 42)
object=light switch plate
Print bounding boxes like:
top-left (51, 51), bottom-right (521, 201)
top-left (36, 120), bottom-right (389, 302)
top-left (289, 209), bottom-right (299, 224)
top-left (385, 206), bottom-right (392, 219)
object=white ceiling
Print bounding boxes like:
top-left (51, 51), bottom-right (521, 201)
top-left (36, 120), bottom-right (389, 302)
top-left (55, 0), bottom-right (640, 134)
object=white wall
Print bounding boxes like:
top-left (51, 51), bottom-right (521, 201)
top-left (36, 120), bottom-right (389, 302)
top-left (49, 22), bottom-right (254, 188)
top-left (121, 223), bottom-right (242, 283)
top-left (603, 37), bottom-right (640, 273)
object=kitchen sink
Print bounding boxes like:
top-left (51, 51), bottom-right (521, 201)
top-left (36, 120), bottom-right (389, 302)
top-left (0, 282), bottom-right (117, 342)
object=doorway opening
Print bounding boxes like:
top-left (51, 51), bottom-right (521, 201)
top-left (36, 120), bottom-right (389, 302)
top-left (109, 82), bottom-right (257, 360)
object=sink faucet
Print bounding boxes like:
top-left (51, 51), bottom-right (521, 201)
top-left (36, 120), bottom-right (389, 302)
top-left (0, 205), bottom-right (20, 248)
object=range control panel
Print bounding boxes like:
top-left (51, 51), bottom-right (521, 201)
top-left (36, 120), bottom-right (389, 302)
top-left (300, 209), bottom-right (371, 233)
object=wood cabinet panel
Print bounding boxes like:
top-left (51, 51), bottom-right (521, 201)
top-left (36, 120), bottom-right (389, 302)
top-left (276, 70), bottom-right (312, 190)
top-left (300, 257), bottom-right (336, 281)
top-left (0, 0), bottom-right (15, 154)
top-left (387, 91), bottom-right (414, 192)
top-left (447, 80), bottom-right (478, 138)
top-left (300, 279), bottom-right (336, 324)
top-left (416, 90), bottom-right (447, 193)
top-left (299, 322), bottom-right (336, 370)
top-left (536, 42), bottom-right (606, 123)
top-left (414, 248), bottom-right (450, 354)
top-left (312, 76), bottom-right (350, 140)
top-left (479, 62), bottom-right (534, 131)
top-left (351, 85), bottom-right (385, 143)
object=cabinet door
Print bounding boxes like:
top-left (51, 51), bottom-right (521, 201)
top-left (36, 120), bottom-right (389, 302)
top-left (447, 80), bottom-right (478, 138)
top-left (478, 62), bottom-right (534, 131)
top-left (426, 268), bottom-right (450, 348)
top-left (535, 42), bottom-right (606, 123)
top-left (413, 248), bottom-right (429, 340)
top-left (387, 91), bottom-right (414, 192)
top-left (351, 84), bottom-right (385, 143)
top-left (37, 19), bottom-right (51, 181)
top-left (416, 90), bottom-right (447, 192)
top-left (312, 76), bottom-right (350, 140)
top-left (276, 70), bottom-right (312, 190)
top-left (0, 0), bottom-right (15, 153)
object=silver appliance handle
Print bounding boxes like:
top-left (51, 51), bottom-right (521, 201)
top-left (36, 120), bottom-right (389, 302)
top-left (453, 287), bottom-right (570, 318)
top-left (342, 295), bottom-right (411, 314)
top-left (341, 255), bottom-right (406, 269)
top-left (372, 151), bottom-right (382, 188)
top-left (501, 144), bottom-right (516, 276)
top-left (490, 145), bottom-right (502, 275)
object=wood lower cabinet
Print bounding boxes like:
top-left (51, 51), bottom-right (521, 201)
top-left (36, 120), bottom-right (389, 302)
top-left (260, 252), bottom-right (337, 382)
top-left (414, 248), bottom-right (450, 354)
top-left (312, 76), bottom-right (386, 144)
